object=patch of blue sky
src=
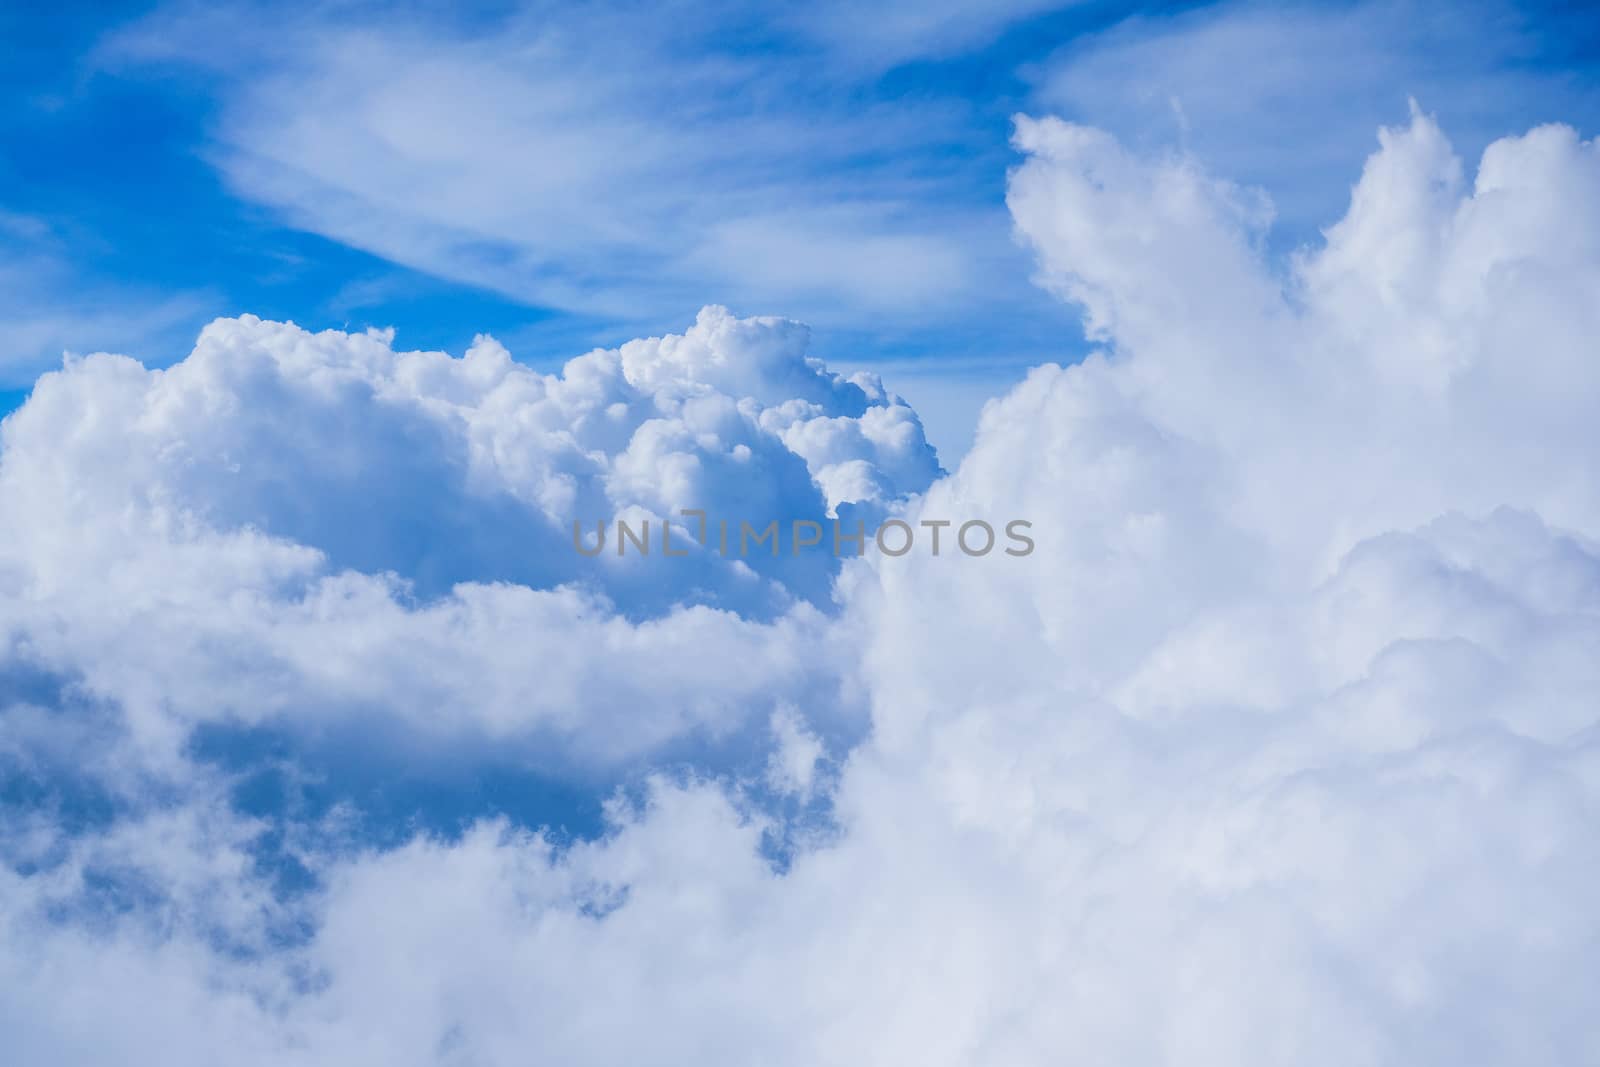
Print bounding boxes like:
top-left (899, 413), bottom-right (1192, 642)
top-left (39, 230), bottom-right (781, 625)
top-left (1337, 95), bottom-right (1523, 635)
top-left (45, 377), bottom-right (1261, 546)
top-left (188, 720), bottom-right (609, 852)
top-left (2, 12), bottom-right (567, 380)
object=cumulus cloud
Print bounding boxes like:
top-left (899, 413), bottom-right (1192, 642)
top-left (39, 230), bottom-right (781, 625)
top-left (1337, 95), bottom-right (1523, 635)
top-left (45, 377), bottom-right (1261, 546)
top-left (5, 107), bottom-right (1600, 1064)
top-left (0, 304), bottom-right (935, 777)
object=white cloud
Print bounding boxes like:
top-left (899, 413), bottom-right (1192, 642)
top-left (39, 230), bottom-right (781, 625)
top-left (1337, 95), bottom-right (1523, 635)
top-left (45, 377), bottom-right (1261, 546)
top-left (6, 108), bottom-right (1600, 1063)
top-left (764, 706), bottom-right (825, 799)
top-left (0, 305), bottom-right (936, 773)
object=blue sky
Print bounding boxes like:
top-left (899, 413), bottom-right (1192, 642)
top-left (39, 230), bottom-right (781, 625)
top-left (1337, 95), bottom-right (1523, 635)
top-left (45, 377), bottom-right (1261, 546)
top-left (6, 0), bottom-right (1597, 456)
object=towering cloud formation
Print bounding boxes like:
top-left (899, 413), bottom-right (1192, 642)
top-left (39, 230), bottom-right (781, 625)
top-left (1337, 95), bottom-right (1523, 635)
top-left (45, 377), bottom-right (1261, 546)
top-left (3, 110), bottom-right (1600, 1064)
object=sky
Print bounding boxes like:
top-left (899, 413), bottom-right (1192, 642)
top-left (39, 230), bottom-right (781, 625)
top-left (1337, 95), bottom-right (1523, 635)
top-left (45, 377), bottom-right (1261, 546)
top-left (4, 0), bottom-right (1598, 455)
top-left (4, 2), bottom-right (1600, 1064)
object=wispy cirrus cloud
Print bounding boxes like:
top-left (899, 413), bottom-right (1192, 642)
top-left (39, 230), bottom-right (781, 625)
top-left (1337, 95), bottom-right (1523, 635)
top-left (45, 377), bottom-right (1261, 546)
top-left (100, 2), bottom-right (1041, 333)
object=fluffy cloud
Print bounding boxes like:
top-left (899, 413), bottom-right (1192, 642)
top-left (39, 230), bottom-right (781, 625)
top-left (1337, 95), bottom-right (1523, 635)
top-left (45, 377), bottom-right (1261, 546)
top-left (5, 108), bottom-right (1600, 1064)
top-left (0, 304), bottom-right (934, 776)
